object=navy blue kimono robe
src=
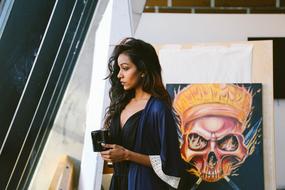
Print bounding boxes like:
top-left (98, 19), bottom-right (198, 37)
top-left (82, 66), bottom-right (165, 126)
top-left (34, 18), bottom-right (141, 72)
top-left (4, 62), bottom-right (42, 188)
top-left (128, 96), bottom-right (183, 190)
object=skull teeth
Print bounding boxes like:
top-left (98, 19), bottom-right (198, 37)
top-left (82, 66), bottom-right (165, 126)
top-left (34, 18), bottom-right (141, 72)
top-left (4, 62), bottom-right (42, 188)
top-left (201, 168), bottom-right (223, 182)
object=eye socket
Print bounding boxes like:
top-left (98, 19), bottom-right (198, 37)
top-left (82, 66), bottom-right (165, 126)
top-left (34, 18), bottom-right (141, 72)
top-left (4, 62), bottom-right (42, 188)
top-left (188, 133), bottom-right (208, 151)
top-left (217, 135), bottom-right (238, 151)
top-left (122, 67), bottom-right (129, 71)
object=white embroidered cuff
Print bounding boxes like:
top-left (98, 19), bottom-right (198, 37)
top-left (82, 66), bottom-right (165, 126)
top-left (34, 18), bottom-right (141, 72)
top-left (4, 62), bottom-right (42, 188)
top-left (149, 155), bottom-right (180, 189)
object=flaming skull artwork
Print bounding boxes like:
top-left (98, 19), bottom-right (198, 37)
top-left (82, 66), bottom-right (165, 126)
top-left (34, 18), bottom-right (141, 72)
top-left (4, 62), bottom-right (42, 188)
top-left (168, 84), bottom-right (263, 189)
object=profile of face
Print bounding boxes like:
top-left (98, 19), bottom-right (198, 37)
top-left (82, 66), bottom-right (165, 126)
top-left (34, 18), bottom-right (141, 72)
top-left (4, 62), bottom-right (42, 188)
top-left (117, 53), bottom-right (141, 90)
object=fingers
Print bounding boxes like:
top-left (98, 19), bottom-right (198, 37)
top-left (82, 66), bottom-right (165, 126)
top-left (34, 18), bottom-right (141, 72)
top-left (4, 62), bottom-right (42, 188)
top-left (100, 151), bottom-right (111, 161)
top-left (102, 143), bottom-right (116, 149)
top-left (99, 144), bottom-right (126, 163)
top-left (100, 149), bottom-right (111, 155)
top-left (101, 152), bottom-right (115, 162)
top-left (101, 157), bottom-right (112, 162)
top-left (100, 147), bottom-right (115, 158)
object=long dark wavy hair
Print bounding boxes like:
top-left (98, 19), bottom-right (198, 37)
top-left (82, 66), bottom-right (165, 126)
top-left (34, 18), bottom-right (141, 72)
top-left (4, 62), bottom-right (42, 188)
top-left (104, 37), bottom-right (171, 128)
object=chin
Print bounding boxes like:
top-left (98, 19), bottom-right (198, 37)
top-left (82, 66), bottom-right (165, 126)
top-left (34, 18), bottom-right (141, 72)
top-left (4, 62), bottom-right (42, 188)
top-left (123, 85), bottom-right (134, 91)
top-left (123, 86), bottom-right (130, 90)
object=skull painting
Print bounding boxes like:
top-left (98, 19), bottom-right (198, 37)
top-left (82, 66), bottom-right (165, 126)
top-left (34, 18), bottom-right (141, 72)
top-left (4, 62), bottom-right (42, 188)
top-left (172, 84), bottom-right (257, 183)
top-left (181, 115), bottom-right (248, 182)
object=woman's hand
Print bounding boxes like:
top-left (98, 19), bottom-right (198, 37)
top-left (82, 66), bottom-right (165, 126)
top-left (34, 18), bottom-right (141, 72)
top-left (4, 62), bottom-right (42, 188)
top-left (100, 144), bottom-right (129, 163)
top-left (100, 144), bottom-right (152, 167)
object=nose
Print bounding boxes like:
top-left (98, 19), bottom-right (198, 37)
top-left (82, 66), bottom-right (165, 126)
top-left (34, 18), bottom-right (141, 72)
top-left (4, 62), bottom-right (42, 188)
top-left (207, 152), bottom-right (217, 168)
top-left (210, 140), bottom-right (216, 152)
top-left (117, 70), bottom-right (122, 79)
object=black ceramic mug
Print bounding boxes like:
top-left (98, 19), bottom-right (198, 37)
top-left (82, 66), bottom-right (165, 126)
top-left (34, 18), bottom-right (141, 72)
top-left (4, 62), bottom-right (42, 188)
top-left (91, 129), bottom-right (111, 152)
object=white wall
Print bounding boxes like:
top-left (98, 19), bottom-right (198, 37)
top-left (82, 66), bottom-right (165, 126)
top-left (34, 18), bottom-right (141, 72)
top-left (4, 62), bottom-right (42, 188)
top-left (135, 13), bottom-right (285, 189)
top-left (79, 0), bottom-right (139, 189)
top-left (274, 100), bottom-right (285, 189)
top-left (135, 14), bottom-right (285, 44)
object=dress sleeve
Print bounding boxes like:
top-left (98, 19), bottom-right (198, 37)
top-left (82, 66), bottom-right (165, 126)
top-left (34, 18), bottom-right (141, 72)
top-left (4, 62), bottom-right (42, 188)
top-left (149, 155), bottom-right (180, 188)
top-left (149, 102), bottom-right (183, 189)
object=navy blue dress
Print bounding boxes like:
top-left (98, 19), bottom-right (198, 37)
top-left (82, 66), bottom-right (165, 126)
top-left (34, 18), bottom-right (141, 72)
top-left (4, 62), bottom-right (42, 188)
top-left (109, 110), bottom-right (143, 190)
top-left (110, 96), bottom-right (183, 190)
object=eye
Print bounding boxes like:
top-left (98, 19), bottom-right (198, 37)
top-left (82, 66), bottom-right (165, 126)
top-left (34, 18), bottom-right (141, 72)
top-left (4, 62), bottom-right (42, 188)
top-left (217, 135), bottom-right (238, 151)
top-left (188, 133), bottom-right (208, 151)
top-left (122, 67), bottom-right (129, 71)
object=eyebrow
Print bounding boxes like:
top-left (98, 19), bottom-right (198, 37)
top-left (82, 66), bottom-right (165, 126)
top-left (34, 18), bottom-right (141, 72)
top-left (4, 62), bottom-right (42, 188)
top-left (118, 63), bottom-right (129, 66)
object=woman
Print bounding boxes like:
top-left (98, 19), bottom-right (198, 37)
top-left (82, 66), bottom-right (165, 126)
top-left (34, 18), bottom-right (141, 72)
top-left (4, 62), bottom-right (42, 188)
top-left (100, 37), bottom-right (183, 190)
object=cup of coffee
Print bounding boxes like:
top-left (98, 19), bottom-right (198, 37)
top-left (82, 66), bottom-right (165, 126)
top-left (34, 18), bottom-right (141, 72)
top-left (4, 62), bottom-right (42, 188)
top-left (91, 129), bottom-right (111, 152)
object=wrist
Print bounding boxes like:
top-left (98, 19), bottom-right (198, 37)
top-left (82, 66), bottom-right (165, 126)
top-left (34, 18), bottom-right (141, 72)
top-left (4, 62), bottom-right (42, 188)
top-left (125, 149), bottom-right (131, 161)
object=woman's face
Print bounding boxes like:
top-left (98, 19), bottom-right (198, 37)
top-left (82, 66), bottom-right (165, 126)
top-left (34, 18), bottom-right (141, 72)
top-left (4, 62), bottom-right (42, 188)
top-left (117, 53), bottom-right (141, 90)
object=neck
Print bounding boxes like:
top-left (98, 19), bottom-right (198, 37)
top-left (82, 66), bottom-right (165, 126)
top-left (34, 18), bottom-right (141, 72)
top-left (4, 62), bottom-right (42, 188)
top-left (134, 86), bottom-right (151, 101)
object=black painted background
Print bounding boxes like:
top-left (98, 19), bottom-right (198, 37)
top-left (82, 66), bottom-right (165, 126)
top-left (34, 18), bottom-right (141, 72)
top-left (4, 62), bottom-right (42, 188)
top-left (0, 0), bottom-right (97, 189)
